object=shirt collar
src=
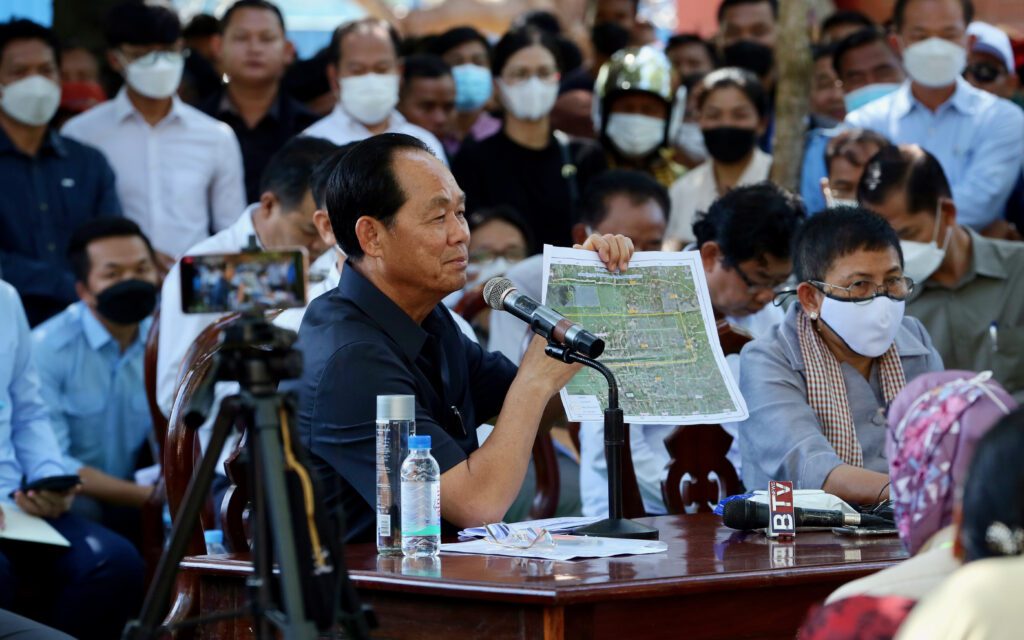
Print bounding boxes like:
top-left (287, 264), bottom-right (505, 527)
top-left (893, 77), bottom-right (979, 118)
top-left (78, 300), bottom-right (153, 353)
top-left (0, 125), bottom-right (66, 157)
top-left (337, 261), bottom-right (429, 362)
top-left (330, 103), bottom-right (398, 130)
top-left (966, 228), bottom-right (1008, 280)
top-left (113, 87), bottom-right (186, 125)
top-left (215, 87), bottom-right (285, 122)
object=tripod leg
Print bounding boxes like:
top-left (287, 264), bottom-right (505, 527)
top-left (123, 396), bottom-right (243, 640)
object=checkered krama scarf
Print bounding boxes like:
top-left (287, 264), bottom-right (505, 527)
top-left (797, 309), bottom-right (906, 467)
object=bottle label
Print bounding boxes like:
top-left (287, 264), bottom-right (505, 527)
top-left (377, 514), bottom-right (391, 537)
top-left (401, 482), bottom-right (441, 537)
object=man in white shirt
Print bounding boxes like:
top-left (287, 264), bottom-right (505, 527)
top-left (62, 3), bottom-right (246, 269)
top-left (844, 0), bottom-right (1024, 232)
top-left (302, 18), bottom-right (447, 162)
top-left (156, 136), bottom-right (337, 417)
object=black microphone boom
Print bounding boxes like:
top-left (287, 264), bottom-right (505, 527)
top-left (483, 277), bottom-right (605, 358)
top-left (722, 499), bottom-right (892, 530)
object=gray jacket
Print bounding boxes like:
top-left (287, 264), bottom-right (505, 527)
top-left (738, 304), bottom-right (944, 493)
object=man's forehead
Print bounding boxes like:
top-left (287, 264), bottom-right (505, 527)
top-left (723, 2), bottom-right (775, 25)
top-left (1, 38), bottom-right (55, 66)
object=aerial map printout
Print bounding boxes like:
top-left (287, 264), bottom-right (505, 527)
top-left (541, 246), bottom-right (748, 425)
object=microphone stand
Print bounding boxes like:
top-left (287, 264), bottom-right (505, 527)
top-left (544, 342), bottom-right (659, 540)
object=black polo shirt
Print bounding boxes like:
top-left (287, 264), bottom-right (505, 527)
top-left (201, 88), bottom-right (322, 203)
top-left (288, 263), bottom-right (518, 542)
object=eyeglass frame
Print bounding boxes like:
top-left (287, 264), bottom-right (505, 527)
top-left (729, 260), bottom-right (791, 295)
top-left (483, 523), bottom-right (555, 550)
top-left (808, 275), bottom-right (916, 304)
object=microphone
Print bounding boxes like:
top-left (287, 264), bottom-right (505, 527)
top-left (722, 499), bottom-right (892, 530)
top-left (483, 277), bottom-right (605, 358)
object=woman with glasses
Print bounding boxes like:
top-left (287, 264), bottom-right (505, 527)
top-left (738, 207), bottom-right (944, 506)
top-left (451, 26), bottom-right (606, 251)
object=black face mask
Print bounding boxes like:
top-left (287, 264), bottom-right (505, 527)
top-left (722, 40), bottom-right (775, 78)
top-left (591, 22), bottom-right (632, 58)
top-left (95, 279), bottom-right (158, 325)
top-left (702, 126), bottom-right (758, 164)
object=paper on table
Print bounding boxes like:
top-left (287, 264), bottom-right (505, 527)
top-left (0, 503), bottom-right (70, 547)
top-left (441, 535), bottom-right (668, 561)
top-left (458, 516), bottom-right (602, 539)
top-left (541, 246), bottom-right (748, 425)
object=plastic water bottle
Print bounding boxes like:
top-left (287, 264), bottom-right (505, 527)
top-left (401, 435), bottom-right (441, 558)
top-left (204, 529), bottom-right (227, 555)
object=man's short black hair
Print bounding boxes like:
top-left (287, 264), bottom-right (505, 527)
top-left (183, 13), bottom-right (221, 39)
top-left (326, 133), bottom-right (434, 260)
top-left (666, 33), bottom-right (719, 66)
top-left (67, 217), bottom-right (155, 283)
top-left (311, 142), bottom-right (358, 210)
top-left (857, 144), bottom-right (953, 217)
top-left (812, 42), bottom-right (836, 63)
top-left (820, 10), bottom-right (875, 37)
top-left (328, 18), bottom-right (401, 66)
top-left (716, 0), bottom-right (778, 24)
top-left (105, 2), bottom-right (181, 49)
top-left (220, 0), bottom-right (286, 33)
top-left (578, 170), bottom-right (670, 228)
top-left (402, 54), bottom-right (451, 88)
top-left (698, 67), bottom-right (769, 119)
top-left (514, 10), bottom-right (562, 35)
top-left (467, 205), bottom-right (535, 255)
top-left (259, 136), bottom-right (339, 211)
top-left (283, 44), bottom-right (331, 102)
top-left (893, 0), bottom-right (973, 31)
top-left (793, 207), bottom-right (903, 282)
top-left (492, 26), bottom-right (562, 76)
top-left (694, 182), bottom-right (805, 266)
top-left (831, 27), bottom-right (890, 76)
top-left (0, 19), bottom-right (61, 65)
top-left (426, 26), bottom-right (491, 61)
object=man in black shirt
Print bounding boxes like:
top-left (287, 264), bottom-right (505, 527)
top-left (289, 133), bottom-right (633, 541)
top-left (201, 0), bottom-right (320, 203)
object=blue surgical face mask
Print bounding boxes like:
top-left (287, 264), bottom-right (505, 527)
top-left (452, 64), bottom-right (493, 112)
top-left (843, 82), bottom-right (901, 113)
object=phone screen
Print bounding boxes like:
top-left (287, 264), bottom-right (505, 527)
top-left (179, 249), bottom-right (308, 314)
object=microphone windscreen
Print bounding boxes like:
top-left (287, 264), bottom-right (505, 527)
top-left (722, 499), bottom-right (764, 530)
top-left (483, 277), bottom-right (515, 311)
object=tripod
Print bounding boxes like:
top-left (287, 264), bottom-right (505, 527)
top-left (123, 317), bottom-right (373, 640)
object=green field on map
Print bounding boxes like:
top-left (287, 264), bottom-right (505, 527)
top-left (546, 263), bottom-right (738, 419)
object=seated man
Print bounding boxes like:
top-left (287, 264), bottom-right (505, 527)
top-left (288, 133), bottom-right (633, 540)
top-left (31, 219), bottom-right (160, 537)
top-left (739, 207), bottom-right (943, 504)
top-left (0, 279), bottom-right (143, 639)
top-left (859, 144), bottom-right (1024, 400)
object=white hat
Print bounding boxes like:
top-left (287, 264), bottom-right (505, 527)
top-left (967, 21), bottom-right (1016, 76)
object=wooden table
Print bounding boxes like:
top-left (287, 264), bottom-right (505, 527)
top-left (180, 514), bottom-right (907, 639)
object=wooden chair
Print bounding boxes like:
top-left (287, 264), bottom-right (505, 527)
top-left (137, 304), bottom-right (169, 584)
top-left (660, 321), bottom-right (752, 514)
top-left (143, 304), bottom-right (168, 454)
top-left (457, 286), bottom-right (562, 520)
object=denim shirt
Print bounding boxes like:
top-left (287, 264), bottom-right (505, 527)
top-left (738, 304), bottom-right (944, 493)
top-left (0, 280), bottom-right (67, 497)
top-left (31, 302), bottom-right (152, 480)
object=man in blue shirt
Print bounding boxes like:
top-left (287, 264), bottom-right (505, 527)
top-left (0, 19), bottom-right (122, 326)
top-left (288, 134), bottom-right (633, 541)
top-left (0, 279), bottom-right (143, 639)
top-left (845, 0), bottom-right (1024, 232)
top-left (32, 218), bottom-right (160, 536)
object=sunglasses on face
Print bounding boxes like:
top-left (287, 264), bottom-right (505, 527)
top-left (965, 62), bottom-right (1004, 84)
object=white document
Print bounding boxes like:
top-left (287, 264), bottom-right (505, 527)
top-left (0, 503), bottom-right (70, 547)
top-left (541, 247), bottom-right (748, 425)
top-left (458, 516), bottom-right (602, 539)
top-left (440, 535), bottom-right (668, 561)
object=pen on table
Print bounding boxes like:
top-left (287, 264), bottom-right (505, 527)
top-left (990, 322), bottom-right (999, 353)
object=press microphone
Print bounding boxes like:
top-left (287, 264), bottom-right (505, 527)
top-left (722, 498), bottom-right (892, 530)
top-left (483, 277), bottom-right (605, 358)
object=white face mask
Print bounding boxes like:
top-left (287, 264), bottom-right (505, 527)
top-left (605, 113), bottom-right (665, 158)
top-left (673, 121), bottom-right (707, 160)
top-left (339, 73), bottom-right (400, 126)
top-left (497, 77), bottom-right (558, 121)
top-left (466, 257), bottom-right (514, 289)
top-left (900, 203), bottom-right (952, 283)
top-left (0, 75), bottom-right (60, 126)
top-left (902, 37), bottom-right (966, 89)
top-left (819, 294), bottom-right (906, 358)
top-left (124, 51), bottom-right (185, 99)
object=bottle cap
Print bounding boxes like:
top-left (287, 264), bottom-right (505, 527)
top-left (376, 394), bottom-right (415, 421)
top-left (409, 435), bottom-right (431, 449)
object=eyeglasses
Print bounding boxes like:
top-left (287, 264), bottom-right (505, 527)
top-left (483, 523), bottom-right (555, 550)
top-left (502, 66), bottom-right (559, 84)
top-left (809, 276), bottom-right (915, 304)
top-left (731, 261), bottom-right (790, 295)
top-left (964, 62), bottom-right (1004, 84)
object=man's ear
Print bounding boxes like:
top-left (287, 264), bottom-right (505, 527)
top-left (283, 39), bottom-right (296, 67)
top-left (354, 215), bottom-right (385, 259)
top-left (326, 62), bottom-right (340, 96)
top-left (796, 281), bottom-right (823, 318)
top-left (939, 196), bottom-right (958, 229)
top-left (888, 33), bottom-right (904, 56)
top-left (75, 280), bottom-right (94, 306)
top-left (107, 49), bottom-right (124, 75)
top-left (259, 191), bottom-right (279, 217)
top-left (313, 209), bottom-right (336, 246)
top-left (699, 241), bottom-right (720, 274)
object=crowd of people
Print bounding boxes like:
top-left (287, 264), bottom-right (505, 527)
top-left (0, 0), bottom-right (1023, 637)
